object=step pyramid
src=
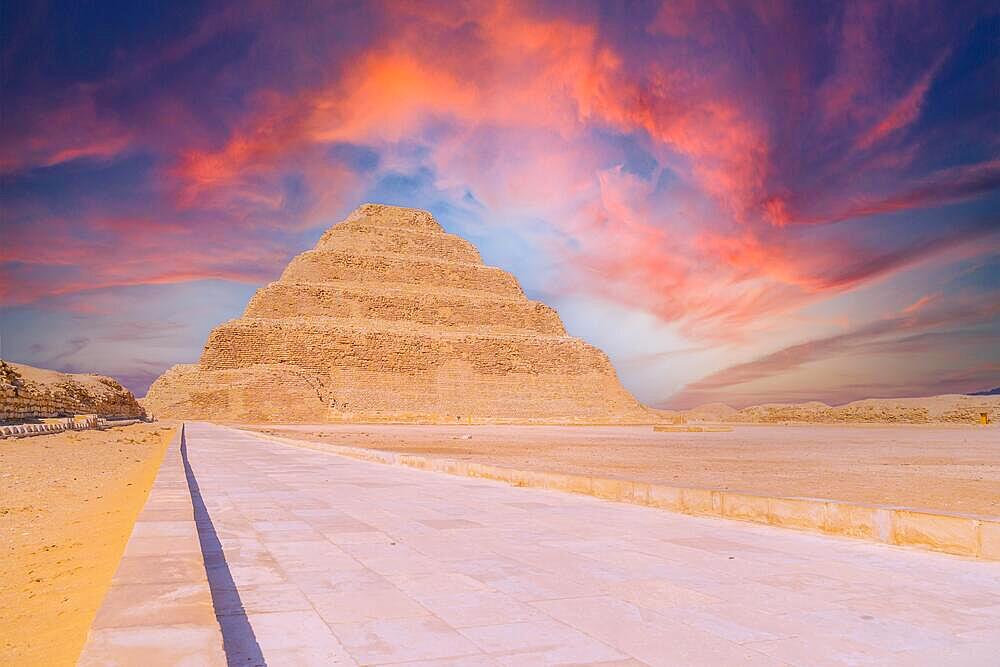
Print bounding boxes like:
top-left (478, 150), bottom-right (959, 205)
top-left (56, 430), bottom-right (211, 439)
top-left (144, 204), bottom-right (650, 423)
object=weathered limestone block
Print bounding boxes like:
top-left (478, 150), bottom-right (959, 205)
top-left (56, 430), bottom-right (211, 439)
top-left (720, 492), bottom-right (771, 522)
top-left (980, 521), bottom-right (1000, 559)
top-left (141, 364), bottom-right (329, 422)
top-left (145, 203), bottom-right (651, 423)
top-left (890, 510), bottom-right (979, 556)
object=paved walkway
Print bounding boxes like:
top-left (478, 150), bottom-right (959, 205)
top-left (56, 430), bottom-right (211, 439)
top-left (88, 422), bottom-right (1000, 666)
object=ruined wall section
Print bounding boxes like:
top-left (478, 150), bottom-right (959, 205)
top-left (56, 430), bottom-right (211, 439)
top-left (1, 360), bottom-right (146, 422)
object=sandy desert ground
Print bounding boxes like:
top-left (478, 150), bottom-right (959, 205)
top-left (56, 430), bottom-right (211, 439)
top-left (0, 423), bottom-right (173, 666)
top-left (249, 422), bottom-right (1000, 517)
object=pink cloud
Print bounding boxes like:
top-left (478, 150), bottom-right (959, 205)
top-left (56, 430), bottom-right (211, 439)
top-left (672, 294), bottom-right (1000, 394)
top-left (170, 1), bottom-right (771, 228)
top-left (0, 95), bottom-right (135, 173)
top-left (148, 2), bottom-right (781, 340)
top-left (670, 293), bottom-right (1000, 406)
top-left (855, 54), bottom-right (946, 150)
top-left (0, 214), bottom-right (286, 307)
top-left (821, 160), bottom-right (1000, 224)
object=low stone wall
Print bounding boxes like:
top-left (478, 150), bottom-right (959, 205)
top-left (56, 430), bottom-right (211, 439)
top-left (248, 428), bottom-right (1000, 560)
top-left (0, 418), bottom-right (144, 439)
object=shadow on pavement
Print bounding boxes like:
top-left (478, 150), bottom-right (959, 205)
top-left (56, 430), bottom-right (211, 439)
top-left (181, 424), bottom-right (267, 666)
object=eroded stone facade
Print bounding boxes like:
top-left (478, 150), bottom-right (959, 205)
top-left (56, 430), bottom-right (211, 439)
top-left (144, 203), bottom-right (650, 423)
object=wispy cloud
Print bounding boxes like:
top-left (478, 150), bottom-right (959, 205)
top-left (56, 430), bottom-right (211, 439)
top-left (44, 336), bottom-right (90, 366)
top-left (670, 292), bottom-right (1000, 406)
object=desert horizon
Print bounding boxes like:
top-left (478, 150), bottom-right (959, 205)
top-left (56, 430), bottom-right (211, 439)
top-left (6, 354), bottom-right (998, 425)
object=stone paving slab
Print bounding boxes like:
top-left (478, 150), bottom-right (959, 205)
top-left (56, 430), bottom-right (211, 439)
top-left (85, 422), bottom-right (1000, 666)
top-left (79, 427), bottom-right (226, 666)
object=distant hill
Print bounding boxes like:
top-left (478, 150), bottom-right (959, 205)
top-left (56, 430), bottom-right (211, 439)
top-left (969, 387), bottom-right (1000, 396)
top-left (681, 393), bottom-right (999, 425)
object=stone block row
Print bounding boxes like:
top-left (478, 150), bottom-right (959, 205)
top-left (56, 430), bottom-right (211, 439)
top-left (280, 250), bottom-right (523, 297)
top-left (146, 362), bottom-right (645, 424)
top-left (0, 418), bottom-right (143, 439)
top-left (316, 223), bottom-right (483, 264)
top-left (243, 282), bottom-right (566, 335)
top-left (200, 319), bottom-right (612, 375)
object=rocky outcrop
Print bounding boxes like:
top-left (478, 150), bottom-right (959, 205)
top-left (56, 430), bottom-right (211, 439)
top-left (145, 203), bottom-right (652, 424)
top-left (0, 360), bottom-right (146, 422)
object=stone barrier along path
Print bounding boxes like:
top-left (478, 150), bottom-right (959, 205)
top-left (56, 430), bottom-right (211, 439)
top-left (89, 422), bottom-right (999, 666)
top-left (0, 417), bottom-right (144, 439)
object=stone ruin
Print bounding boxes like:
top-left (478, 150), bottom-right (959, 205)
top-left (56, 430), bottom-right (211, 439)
top-left (0, 360), bottom-right (145, 423)
top-left (144, 204), bottom-right (651, 423)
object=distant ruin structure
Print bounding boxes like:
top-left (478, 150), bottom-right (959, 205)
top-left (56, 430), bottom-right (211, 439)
top-left (1, 360), bottom-right (145, 422)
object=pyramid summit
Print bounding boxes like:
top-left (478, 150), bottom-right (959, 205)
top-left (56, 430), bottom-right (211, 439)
top-left (144, 203), bottom-right (650, 423)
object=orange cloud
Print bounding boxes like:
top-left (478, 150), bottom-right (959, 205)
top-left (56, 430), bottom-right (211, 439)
top-left (172, 1), bottom-right (770, 226)
top-left (0, 214), bottom-right (287, 307)
top-left (158, 2), bottom-right (787, 345)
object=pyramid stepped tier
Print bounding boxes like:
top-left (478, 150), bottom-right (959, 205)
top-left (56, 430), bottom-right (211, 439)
top-left (244, 283), bottom-right (566, 335)
top-left (280, 249), bottom-right (523, 296)
top-left (144, 361), bottom-right (641, 423)
top-left (199, 319), bottom-right (605, 373)
top-left (144, 203), bottom-right (651, 423)
top-left (316, 221), bottom-right (483, 263)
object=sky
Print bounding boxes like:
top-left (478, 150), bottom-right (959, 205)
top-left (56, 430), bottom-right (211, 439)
top-left (1, 0), bottom-right (998, 408)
